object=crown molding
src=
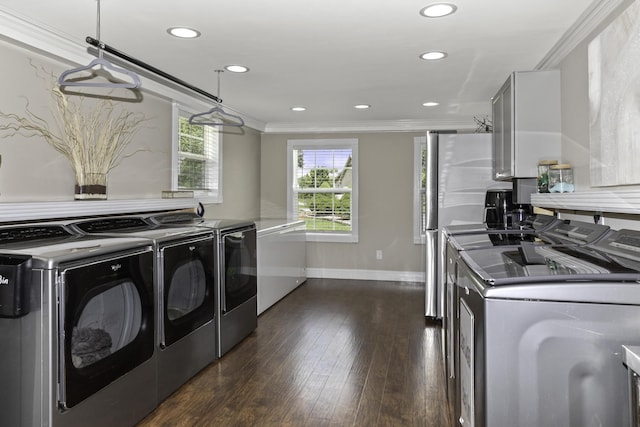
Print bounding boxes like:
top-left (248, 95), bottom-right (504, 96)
top-left (263, 118), bottom-right (483, 134)
top-left (536, 0), bottom-right (627, 69)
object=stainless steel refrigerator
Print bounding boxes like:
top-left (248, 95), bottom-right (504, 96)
top-left (423, 131), bottom-right (499, 318)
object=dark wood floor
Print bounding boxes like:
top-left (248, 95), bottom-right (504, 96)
top-left (138, 278), bottom-right (451, 427)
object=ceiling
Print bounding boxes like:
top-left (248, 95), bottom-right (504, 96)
top-left (0, 0), bottom-right (599, 131)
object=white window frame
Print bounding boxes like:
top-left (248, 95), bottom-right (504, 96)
top-left (287, 138), bottom-right (359, 243)
top-left (414, 136), bottom-right (426, 244)
top-left (171, 102), bottom-right (223, 203)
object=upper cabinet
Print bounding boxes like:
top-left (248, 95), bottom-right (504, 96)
top-left (492, 70), bottom-right (561, 180)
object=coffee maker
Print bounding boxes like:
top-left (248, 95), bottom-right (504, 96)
top-left (484, 189), bottom-right (531, 229)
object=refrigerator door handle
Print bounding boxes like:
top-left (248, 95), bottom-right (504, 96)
top-left (425, 230), bottom-right (438, 318)
top-left (425, 131), bottom-right (439, 230)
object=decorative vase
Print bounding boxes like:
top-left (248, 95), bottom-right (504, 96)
top-left (74, 172), bottom-right (107, 200)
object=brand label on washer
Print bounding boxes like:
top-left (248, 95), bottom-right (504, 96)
top-left (0, 275), bottom-right (9, 285)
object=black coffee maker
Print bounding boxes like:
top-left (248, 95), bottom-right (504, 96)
top-left (484, 189), bottom-right (531, 229)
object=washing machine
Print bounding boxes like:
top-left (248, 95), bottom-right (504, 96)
top-left (68, 215), bottom-right (217, 402)
top-left (442, 217), bottom-right (610, 422)
top-left (453, 228), bottom-right (640, 427)
top-left (0, 222), bottom-right (156, 427)
top-left (146, 211), bottom-right (257, 358)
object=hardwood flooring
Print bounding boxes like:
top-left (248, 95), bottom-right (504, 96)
top-left (137, 278), bottom-right (451, 427)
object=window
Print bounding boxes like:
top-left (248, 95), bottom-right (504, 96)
top-left (287, 139), bottom-right (358, 243)
top-left (413, 136), bottom-right (427, 244)
top-left (172, 103), bottom-right (222, 202)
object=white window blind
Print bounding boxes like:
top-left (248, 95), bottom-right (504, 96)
top-left (172, 104), bottom-right (222, 202)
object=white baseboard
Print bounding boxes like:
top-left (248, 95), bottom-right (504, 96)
top-left (306, 268), bottom-right (424, 283)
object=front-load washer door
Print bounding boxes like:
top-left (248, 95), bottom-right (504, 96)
top-left (161, 236), bottom-right (215, 347)
top-left (57, 249), bottom-right (154, 410)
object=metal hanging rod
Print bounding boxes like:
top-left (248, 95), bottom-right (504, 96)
top-left (85, 36), bottom-right (222, 103)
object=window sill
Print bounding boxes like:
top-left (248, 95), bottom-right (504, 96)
top-left (0, 198), bottom-right (199, 223)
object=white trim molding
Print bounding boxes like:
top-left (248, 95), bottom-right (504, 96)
top-left (265, 119), bottom-right (480, 134)
top-left (306, 267), bottom-right (424, 283)
top-left (536, 0), bottom-right (627, 69)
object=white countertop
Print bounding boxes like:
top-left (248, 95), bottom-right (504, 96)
top-left (254, 218), bottom-right (305, 234)
top-left (624, 345), bottom-right (640, 374)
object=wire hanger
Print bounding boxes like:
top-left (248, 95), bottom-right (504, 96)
top-left (188, 70), bottom-right (245, 127)
top-left (58, 0), bottom-right (141, 89)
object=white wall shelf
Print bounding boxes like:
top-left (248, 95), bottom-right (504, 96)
top-left (0, 198), bottom-right (198, 222)
top-left (531, 190), bottom-right (640, 214)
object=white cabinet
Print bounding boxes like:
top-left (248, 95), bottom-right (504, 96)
top-left (256, 219), bottom-right (306, 315)
top-left (492, 70), bottom-right (561, 180)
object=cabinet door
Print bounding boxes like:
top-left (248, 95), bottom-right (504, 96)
top-left (512, 70), bottom-right (561, 177)
top-left (492, 77), bottom-right (513, 180)
top-left (491, 93), bottom-right (503, 179)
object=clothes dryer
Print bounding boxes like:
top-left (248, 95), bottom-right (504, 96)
top-left (69, 216), bottom-right (216, 402)
top-left (0, 223), bottom-right (156, 427)
top-left (146, 212), bottom-right (257, 358)
top-left (453, 228), bottom-right (640, 427)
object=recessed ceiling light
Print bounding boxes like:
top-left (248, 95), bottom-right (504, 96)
top-left (225, 65), bottom-right (250, 73)
top-left (423, 101), bottom-right (440, 107)
top-left (420, 51), bottom-right (448, 60)
top-left (354, 104), bottom-right (371, 109)
top-left (420, 3), bottom-right (457, 18)
top-left (167, 27), bottom-right (201, 39)
top-left (291, 107), bottom-right (306, 112)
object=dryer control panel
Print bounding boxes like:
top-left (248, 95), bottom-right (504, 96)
top-left (595, 229), bottom-right (640, 261)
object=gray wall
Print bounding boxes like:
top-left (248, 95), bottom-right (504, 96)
top-left (202, 126), bottom-right (261, 221)
top-left (260, 132), bottom-right (424, 278)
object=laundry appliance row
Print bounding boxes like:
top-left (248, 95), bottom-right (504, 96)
top-left (442, 215), bottom-right (640, 427)
top-left (0, 211), bottom-right (257, 427)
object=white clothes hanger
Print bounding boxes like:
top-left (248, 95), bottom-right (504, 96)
top-left (58, 0), bottom-right (141, 89)
top-left (188, 106), bottom-right (245, 127)
top-left (188, 70), bottom-right (244, 127)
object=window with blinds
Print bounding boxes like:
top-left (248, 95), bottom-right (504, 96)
top-left (173, 104), bottom-right (222, 202)
top-left (287, 139), bottom-right (358, 243)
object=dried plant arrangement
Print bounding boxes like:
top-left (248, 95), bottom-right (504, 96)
top-left (0, 62), bottom-right (147, 199)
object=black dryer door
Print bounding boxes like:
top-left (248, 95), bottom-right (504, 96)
top-left (161, 236), bottom-right (215, 347)
top-left (58, 249), bottom-right (154, 409)
top-left (223, 228), bottom-right (257, 313)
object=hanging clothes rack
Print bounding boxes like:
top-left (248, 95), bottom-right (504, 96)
top-left (58, 0), bottom-right (141, 89)
top-left (85, 37), bottom-right (222, 104)
top-left (188, 70), bottom-right (244, 127)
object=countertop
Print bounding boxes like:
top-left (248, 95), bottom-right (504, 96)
top-left (624, 345), bottom-right (640, 374)
top-left (254, 218), bottom-right (305, 235)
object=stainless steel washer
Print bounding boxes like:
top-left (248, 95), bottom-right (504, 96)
top-left (442, 217), bottom-right (610, 418)
top-left (0, 223), bottom-right (156, 427)
top-left (454, 228), bottom-right (640, 427)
